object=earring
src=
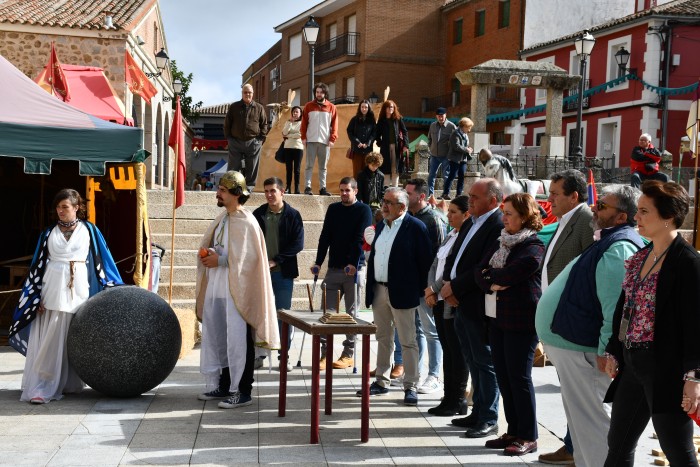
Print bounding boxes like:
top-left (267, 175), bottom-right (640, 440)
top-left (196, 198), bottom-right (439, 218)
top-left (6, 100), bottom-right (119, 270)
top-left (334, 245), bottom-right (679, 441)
top-left (665, 221), bottom-right (669, 228)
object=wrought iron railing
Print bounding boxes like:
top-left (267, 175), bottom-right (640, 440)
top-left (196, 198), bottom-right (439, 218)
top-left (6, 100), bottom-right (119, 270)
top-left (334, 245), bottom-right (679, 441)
top-left (330, 95), bottom-right (358, 105)
top-left (315, 33), bottom-right (359, 65)
top-left (564, 79), bottom-right (590, 111)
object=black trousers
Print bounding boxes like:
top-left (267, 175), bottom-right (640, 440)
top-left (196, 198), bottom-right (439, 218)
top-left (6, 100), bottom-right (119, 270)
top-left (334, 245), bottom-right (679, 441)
top-left (433, 303), bottom-right (468, 404)
top-left (605, 348), bottom-right (697, 467)
top-left (217, 324), bottom-right (256, 397)
top-left (284, 148), bottom-right (303, 191)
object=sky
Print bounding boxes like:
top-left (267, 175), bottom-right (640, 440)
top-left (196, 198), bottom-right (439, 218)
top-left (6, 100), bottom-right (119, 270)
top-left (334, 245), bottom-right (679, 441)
top-left (159, 0), bottom-right (320, 109)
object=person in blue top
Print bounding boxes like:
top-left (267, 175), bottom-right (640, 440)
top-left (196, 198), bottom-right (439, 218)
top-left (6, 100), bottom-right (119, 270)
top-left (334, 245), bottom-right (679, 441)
top-left (535, 185), bottom-right (644, 467)
top-left (9, 188), bottom-right (122, 404)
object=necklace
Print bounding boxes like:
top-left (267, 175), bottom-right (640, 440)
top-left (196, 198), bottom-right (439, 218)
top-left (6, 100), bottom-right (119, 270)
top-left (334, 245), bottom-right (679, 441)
top-left (58, 218), bottom-right (79, 228)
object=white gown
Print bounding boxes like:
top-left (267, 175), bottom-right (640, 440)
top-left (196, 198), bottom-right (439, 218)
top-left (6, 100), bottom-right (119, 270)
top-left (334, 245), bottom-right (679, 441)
top-left (20, 224), bottom-right (89, 402)
top-left (199, 216), bottom-right (248, 392)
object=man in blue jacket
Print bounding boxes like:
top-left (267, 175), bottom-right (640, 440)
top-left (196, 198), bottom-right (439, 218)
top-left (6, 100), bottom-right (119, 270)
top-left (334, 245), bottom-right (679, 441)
top-left (358, 187), bottom-right (432, 406)
top-left (535, 185), bottom-right (643, 467)
top-left (252, 177), bottom-right (304, 371)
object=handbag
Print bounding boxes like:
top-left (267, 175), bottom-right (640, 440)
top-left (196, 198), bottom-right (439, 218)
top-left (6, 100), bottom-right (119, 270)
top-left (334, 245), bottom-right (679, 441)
top-left (274, 142), bottom-right (285, 163)
top-left (345, 147), bottom-right (353, 160)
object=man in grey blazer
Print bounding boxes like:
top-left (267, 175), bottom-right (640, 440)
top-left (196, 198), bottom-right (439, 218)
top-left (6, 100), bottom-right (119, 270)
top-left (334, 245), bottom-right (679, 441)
top-left (538, 169), bottom-right (594, 465)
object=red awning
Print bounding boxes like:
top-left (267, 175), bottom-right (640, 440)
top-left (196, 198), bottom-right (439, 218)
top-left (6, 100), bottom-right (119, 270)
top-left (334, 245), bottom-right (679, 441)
top-left (36, 64), bottom-right (133, 126)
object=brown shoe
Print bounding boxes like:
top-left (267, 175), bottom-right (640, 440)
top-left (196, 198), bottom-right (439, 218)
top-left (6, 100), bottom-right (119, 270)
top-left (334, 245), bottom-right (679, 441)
top-left (538, 446), bottom-right (574, 464)
top-left (369, 368), bottom-right (377, 377)
top-left (319, 357), bottom-right (326, 371)
top-left (504, 440), bottom-right (537, 456)
top-left (332, 356), bottom-right (354, 369)
top-left (390, 364), bottom-right (404, 379)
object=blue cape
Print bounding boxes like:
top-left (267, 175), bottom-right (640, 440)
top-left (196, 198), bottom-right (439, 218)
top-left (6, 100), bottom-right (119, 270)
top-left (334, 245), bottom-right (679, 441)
top-left (8, 221), bottom-right (123, 355)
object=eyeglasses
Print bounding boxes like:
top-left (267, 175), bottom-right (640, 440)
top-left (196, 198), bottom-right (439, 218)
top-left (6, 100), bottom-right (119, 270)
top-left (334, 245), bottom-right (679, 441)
top-left (596, 200), bottom-right (620, 211)
top-left (381, 199), bottom-right (400, 206)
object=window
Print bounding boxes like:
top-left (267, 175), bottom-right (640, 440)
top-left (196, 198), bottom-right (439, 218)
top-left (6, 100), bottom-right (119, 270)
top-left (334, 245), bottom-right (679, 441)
top-left (289, 33), bottom-right (302, 60)
top-left (475, 10), bottom-right (485, 37)
top-left (328, 23), bottom-right (337, 50)
top-left (328, 83), bottom-right (336, 100)
top-left (453, 18), bottom-right (463, 44)
top-left (498, 0), bottom-right (510, 28)
top-left (346, 77), bottom-right (355, 99)
top-left (536, 56), bottom-right (554, 103)
top-left (605, 35), bottom-right (631, 91)
top-left (451, 78), bottom-right (461, 106)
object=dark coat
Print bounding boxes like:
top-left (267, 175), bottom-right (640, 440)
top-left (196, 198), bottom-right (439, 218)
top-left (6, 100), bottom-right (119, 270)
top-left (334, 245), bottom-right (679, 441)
top-left (604, 235), bottom-right (700, 413)
top-left (474, 233), bottom-right (544, 333)
top-left (356, 166), bottom-right (384, 207)
top-left (442, 209), bottom-right (504, 317)
top-left (374, 117), bottom-right (409, 174)
top-left (347, 115), bottom-right (376, 155)
top-left (252, 201), bottom-right (304, 279)
top-left (366, 214), bottom-right (432, 309)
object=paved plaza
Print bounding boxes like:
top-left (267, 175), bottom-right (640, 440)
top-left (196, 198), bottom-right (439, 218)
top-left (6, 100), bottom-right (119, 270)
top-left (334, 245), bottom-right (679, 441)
top-left (0, 310), bottom-right (671, 466)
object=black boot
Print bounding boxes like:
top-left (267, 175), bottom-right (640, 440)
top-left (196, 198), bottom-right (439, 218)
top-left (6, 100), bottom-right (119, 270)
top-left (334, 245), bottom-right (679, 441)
top-left (428, 397), bottom-right (450, 415)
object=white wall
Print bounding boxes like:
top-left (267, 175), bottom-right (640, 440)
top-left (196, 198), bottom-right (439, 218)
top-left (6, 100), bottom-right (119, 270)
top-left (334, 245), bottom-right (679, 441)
top-left (524, 0), bottom-right (631, 49)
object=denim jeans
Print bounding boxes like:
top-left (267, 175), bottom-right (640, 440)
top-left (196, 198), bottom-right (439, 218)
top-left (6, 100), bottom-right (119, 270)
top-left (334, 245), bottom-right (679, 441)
top-left (427, 155), bottom-right (450, 196)
top-left (416, 297), bottom-right (442, 377)
top-left (605, 349), bottom-right (697, 467)
top-left (270, 271), bottom-right (294, 352)
top-left (393, 311), bottom-right (425, 366)
top-left (454, 310), bottom-right (499, 424)
top-left (443, 161), bottom-right (467, 197)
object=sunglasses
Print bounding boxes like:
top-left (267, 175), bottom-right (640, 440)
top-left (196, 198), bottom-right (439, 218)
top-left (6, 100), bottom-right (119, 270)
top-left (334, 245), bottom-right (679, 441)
top-left (596, 200), bottom-right (620, 211)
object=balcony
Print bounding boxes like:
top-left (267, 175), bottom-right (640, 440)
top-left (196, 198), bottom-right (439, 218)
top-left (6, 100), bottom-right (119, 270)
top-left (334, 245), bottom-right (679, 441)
top-left (422, 92), bottom-right (461, 113)
top-left (315, 33), bottom-right (359, 66)
top-left (564, 79), bottom-right (590, 112)
top-left (330, 95), bottom-right (358, 105)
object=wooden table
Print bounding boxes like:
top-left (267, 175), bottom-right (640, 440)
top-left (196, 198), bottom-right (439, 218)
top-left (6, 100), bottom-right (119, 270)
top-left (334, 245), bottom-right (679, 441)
top-left (277, 310), bottom-right (376, 444)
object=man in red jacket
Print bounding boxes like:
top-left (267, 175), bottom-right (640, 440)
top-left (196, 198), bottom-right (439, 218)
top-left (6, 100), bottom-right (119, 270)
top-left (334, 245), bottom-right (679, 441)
top-left (630, 133), bottom-right (668, 188)
top-left (301, 83), bottom-right (338, 196)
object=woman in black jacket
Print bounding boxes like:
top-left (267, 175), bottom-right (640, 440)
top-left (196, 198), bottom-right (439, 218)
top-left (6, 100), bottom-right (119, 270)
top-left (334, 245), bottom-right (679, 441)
top-left (347, 100), bottom-right (376, 179)
top-left (374, 100), bottom-right (409, 187)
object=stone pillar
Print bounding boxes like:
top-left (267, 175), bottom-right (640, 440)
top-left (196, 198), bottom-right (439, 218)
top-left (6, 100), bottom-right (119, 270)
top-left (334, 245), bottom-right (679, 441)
top-left (471, 84), bottom-right (489, 133)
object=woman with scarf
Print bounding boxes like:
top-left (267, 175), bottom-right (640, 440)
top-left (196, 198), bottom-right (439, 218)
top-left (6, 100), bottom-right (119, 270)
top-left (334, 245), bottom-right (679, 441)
top-left (9, 188), bottom-right (122, 404)
top-left (474, 193), bottom-right (544, 456)
top-left (424, 195), bottom-right (470, 416)
top-left (374, 99), bottom-right (409, 187)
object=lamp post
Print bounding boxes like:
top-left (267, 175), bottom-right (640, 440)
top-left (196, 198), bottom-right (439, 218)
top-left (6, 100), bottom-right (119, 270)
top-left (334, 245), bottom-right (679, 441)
top-left (573, 30), bottom-right (595, 162)
top-left (146, 48), bottom-right (170, 78)
top-left (303, 15), bottom-right (320, 101)
top-left (163, 79), bottom-right (183, 102)
top-left (368, 91), bottom-right (379, 104)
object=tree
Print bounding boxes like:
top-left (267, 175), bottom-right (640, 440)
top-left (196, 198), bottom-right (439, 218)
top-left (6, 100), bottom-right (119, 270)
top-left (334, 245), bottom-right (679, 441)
top-left (170, 60), bottom-right (202, 122)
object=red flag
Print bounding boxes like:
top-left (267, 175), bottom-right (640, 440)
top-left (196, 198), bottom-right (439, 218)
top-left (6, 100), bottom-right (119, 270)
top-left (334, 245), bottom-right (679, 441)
top-left (168, 96), bottom-right (186, 208)
top-left (125, 50), bottom-right (158, 104)
top-left (35, 42), bottom-right (71, 101)
top-left (587, 169), bottom-right (598, 207)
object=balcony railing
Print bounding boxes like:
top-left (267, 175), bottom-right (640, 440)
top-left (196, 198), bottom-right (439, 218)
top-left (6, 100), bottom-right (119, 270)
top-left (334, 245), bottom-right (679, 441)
top-left (315, 33), bottom-right (359, 66)
top-left (330, 95), bottom-right (358, 105)
top-left (564, 79), bottom-right (590, 111)
top-left (422, 92), bottom-right (461, 112)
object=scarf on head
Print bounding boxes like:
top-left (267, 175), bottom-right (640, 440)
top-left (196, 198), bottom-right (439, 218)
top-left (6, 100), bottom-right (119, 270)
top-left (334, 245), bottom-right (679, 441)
top-left (489, 228), bottom-right (536, 269)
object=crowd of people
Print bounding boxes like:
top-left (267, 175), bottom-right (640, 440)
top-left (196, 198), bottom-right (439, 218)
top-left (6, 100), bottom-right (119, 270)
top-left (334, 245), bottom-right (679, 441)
top-left (9, 81), bottom-right (700, 465)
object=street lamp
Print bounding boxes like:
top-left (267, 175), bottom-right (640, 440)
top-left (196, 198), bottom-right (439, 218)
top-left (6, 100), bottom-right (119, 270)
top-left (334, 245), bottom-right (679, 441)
top-left (303, 15), bottom-right (320, 101)
top-left (163, 79), bottom-right (183, 102)
top-left (614, 46), bottom-right (636, 77)
top-left (368, 91), bottom-right (379, 104)
top-left (146, 48), bottom-right (170, 78)
top-left (572, 29), bottom-right (595, 161)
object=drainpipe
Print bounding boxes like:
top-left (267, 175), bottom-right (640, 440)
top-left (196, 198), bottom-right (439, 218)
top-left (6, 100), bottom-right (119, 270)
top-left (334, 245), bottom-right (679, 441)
top-left (660, 21), bottom-right (672, 151)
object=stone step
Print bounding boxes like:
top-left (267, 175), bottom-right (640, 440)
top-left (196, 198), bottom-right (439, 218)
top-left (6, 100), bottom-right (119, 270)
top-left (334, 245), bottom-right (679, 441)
top-left (151, 221), bottom-right (323, 251)
top-left (157, 279), bottom-right (367, 311)
top-left (148, 190), bottom-right (339, 222)
top-left (158, 249), bottom-right (323, 280)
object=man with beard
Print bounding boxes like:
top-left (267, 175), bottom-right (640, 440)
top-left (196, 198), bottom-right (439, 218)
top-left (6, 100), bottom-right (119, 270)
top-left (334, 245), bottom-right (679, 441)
top-left (195, 171), bottom-right (280, 409)
top-left (535, 185), bottom-right (643, 467)
top-left (301, 82), bottom-right (338, 196)
top-left (312, 176), bottom-right (372, 369)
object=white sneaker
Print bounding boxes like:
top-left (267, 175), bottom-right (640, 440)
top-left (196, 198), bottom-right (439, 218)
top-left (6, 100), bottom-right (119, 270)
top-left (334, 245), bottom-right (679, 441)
top-left (287, 361), bottom-right (293, 372)
top-left (417, 375), bottom-right (442, 394)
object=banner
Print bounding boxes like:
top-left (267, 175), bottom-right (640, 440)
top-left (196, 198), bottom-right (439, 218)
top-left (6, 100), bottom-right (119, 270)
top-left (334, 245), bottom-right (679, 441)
top-left (168, 96), bottom-right (186, 208)
top-left (34, 42), bottom-right (71, 101)
top-left (125, 50), bottom-right (158, 104)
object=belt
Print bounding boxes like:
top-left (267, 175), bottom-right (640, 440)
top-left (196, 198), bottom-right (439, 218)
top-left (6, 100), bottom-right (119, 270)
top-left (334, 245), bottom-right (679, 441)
top-left (376, 281), bottom-right (388, 287)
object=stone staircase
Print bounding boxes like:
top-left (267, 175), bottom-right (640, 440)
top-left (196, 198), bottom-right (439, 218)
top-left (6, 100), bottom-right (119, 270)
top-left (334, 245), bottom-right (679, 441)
top-left (148, 190), bottom-right (364, 312)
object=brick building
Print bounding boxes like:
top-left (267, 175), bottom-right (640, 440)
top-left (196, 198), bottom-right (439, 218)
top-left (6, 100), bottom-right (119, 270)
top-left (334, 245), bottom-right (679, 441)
top-left (0, 0), bottom-right (180, 189)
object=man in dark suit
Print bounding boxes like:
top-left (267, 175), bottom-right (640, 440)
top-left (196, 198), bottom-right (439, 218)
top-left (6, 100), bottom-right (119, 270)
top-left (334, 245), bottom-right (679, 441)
top-left (441, 178), bottom-right (504, 438)
top-left (358, 187), bottom-right (432, 406)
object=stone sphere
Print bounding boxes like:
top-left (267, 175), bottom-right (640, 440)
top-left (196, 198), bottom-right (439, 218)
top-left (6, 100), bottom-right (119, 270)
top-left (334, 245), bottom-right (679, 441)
top-left (67, 286), bottom-right (182, 397)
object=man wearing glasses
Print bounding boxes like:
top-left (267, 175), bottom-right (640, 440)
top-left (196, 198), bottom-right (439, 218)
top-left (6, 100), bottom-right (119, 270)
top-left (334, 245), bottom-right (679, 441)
top-left (360, 187), bottom-right (432, 406)
top-left (223, 84), bottom-right (268, 192)
top-left (535, 185), bottom-right (644, 467)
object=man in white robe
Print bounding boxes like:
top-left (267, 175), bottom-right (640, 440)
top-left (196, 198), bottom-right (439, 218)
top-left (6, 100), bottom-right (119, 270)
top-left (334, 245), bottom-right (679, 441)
top-left (195, 170), bottom-right (280, 409)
